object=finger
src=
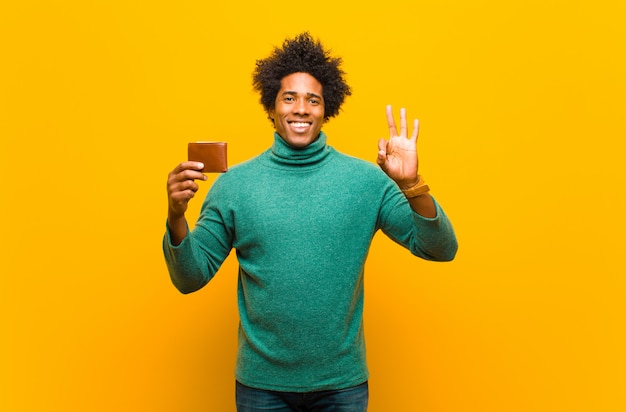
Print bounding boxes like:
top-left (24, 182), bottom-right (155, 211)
top-left (179, 178), bottom-right (200, 193)
top-left (169, 189), bottom-right (196, 211)
top-left (378, 138), bottom-right (387, 152)
top-left (170, 165), bottom-right (207, 183)
top-left (386, 105), bottom-right (398, 137)
top-left (399, 108), bottom-right (408, 138)
top-left (182, 168), bottom-right (207, 182)
top-left (410, 119), bottom-right (419, 142)
top-left (170, 186), bottom-right (197, 201)
top-left (167, 178), bottom-right (199, 196)
top-left (376, 150), bottom-right (386, 166)
top-left (172, 161), bottom-right (205, 175)
top-left (376, 138), bottom-right (387, 165)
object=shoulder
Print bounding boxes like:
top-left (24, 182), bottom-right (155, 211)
top-left (212, 152), bottom-right (265, 182)
top-left (204, 154), bottom-right (265, 203)
top-left (329, 149), bottom-right (392, 183)
top-left (330, 149), bottom-right (374, 169)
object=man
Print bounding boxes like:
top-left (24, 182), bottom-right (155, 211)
top-left (163, 32), bottom-right (457, 411)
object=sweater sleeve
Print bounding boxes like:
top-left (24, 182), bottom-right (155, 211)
top-left (162, 180), bottom-right (235, 294)
top-left (378, 181), bottom-right (458, 262)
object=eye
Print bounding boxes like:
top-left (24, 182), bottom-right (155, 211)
top-left (284, 96), bottom-right (295, 102)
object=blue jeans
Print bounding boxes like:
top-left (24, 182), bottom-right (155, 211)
top-left (235, 381), bottom-right (369, 411)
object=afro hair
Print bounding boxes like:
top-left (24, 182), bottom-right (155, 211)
top-left (252, 32), bottom-right (352, 123)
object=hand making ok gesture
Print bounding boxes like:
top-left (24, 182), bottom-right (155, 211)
top-left (376, 105), bottom-right (420, 189)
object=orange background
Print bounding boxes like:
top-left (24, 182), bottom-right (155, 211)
top-left (1, 1), bottom-right (625, 411)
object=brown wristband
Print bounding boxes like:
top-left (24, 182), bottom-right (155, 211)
top-left (402, 175), bottom-right (430, 198)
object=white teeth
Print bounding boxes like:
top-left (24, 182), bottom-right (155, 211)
top-left (291, 122), bottom-right (310, 127)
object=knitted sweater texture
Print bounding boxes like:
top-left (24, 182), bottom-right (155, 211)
top-left (163, 132), bottom-right (457, 392)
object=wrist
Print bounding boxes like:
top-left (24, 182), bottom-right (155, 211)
top-left (398, 176), bottom-right (420, 191)
top-left (400, 175), bottom-right (430, 198)
top-left (168, 207), bottom-right (186, 222)
top-left (167, 211), bottom-right (189, 246)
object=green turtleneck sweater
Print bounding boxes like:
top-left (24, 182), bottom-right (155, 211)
top-left (163, 132), bottom-right (457, 392)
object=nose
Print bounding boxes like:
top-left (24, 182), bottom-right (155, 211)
top-left (293, 98), bottom-right (308, 115)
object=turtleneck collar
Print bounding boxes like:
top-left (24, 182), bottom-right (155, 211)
top-left (268, 131), bottom-right (331, 168)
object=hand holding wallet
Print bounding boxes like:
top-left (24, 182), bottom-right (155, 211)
top-left (188, 142), bottom-right (228, 173)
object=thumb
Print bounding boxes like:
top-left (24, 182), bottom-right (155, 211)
top-left (376, 139), bottom-right (387, 166)
top-left (378, 138), bottom-right (387, 152)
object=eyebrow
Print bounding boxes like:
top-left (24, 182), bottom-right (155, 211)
top-left (281, 91), bottom-right (323, 100)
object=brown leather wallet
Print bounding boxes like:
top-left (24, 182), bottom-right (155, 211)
top-left (188, 142), bottom-right (228, 173)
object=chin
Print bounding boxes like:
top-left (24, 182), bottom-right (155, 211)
top-left (288, 137), bottom-right (316, 147)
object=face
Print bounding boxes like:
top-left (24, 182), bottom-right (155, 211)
top-left (269, 72), bottom-right (325, 148)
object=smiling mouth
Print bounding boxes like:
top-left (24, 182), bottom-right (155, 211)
top-left (289, 121), bottom-right (311, 128)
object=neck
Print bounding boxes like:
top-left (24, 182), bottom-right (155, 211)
top-left (269, 131), bottom-right (331, 167)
